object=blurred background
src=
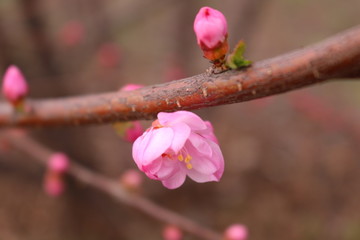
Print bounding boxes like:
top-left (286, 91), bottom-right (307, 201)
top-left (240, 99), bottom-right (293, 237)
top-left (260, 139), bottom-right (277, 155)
top-left (0, 0), bottom-right (360, 239)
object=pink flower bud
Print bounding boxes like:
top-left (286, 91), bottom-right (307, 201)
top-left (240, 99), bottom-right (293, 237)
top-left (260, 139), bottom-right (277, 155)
top-left (224, 224), bottom-right (248, 240)
top-left (43, 173), bottom-right (65, 197)
top-left (120, 84), bottom-right (144, 92)
top-left (47, 153), bottom-right (70, 174)
top-left (113, 121), bottom-right (144, 143)
top-left (124, 121), bottom-right (144, 143)
top-left (2, 65), bottom-right (29, 105)
top-left (194, 7), bottom-right (228, 61)
top-left (132, 111), bottom-right (224, 189)
top-left (162, 225), bottom-right (183, 240)
top-left (120, 169), bottom-right (143, 190)
top-left (59, 21), bottom-right (85, 47)
top-left (97, 43), bottom-right (121, 68)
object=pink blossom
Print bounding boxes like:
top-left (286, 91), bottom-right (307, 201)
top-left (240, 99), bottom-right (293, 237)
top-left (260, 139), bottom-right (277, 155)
top-left (224, 224), bottom-right (248, 240)
top-left (43, 173), bottom-right (65, 197)
top-left (120, 169), bottom-right (143, 190)
top-left (194, 7), bottom-right (228, 51)
top-left (162, 225), bottom-right (183, 240)
top-left (44, 152), bottom-right (69, 197)
top-left (132, 111), bottom-right (224, 189)
top-left (2, 65), bottom-right (29, 104)
top-left (59, 21), bottom-right (85, 47)
top-left (124, 121), bottom-right (144, 143)
top-left (47, 153), bottom-right (70, 174)
top-left (120, 84), bottom-right (144, 92)
top-left (97, 43), bottom-right (121, 68)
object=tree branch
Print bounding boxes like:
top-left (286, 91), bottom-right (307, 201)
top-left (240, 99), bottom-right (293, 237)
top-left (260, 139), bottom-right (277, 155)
top-left (1, 25), bottom-right (360, 127)
top-left (2, 130), bottom-right (222, 240)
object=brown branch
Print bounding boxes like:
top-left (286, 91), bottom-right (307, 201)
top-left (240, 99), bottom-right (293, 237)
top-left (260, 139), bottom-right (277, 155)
top-left (1, 25), bottom-right (360, 127)
top-left (3, 130), bottom-right (222, 240)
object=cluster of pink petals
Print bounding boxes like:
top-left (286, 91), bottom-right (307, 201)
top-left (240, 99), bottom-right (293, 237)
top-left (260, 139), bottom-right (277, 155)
top-left (1, 65), bottom-right (29, 104)
top-left (132, 111), bottom-right (224, 189)
top-left (224, 224), bottom-right (248, 240)
top-left (43, 152), bottom-right (70, 197)
top-left (193, 6), bottom-right (228, 50)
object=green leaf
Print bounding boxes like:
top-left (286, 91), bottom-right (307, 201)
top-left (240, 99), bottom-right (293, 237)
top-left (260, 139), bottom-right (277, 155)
top-left (226, 40), bottom-right (252, 69)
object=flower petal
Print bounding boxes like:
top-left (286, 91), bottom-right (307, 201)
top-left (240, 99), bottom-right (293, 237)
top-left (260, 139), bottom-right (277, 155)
top-left (158, 111), bottom-right (207, 131)
top-left (169, 122), bottom-right (191, 154)
top-left (185, 141), bottom-right (217, 174)
top-left (132, 134), bottom-right (147, 168)
top-left (207, 140), bottom-right (224, 180)
top-left (161, 170), bottom-right (187, 189)
top-left (133, 127), bottom-right (173, 166)
top-left (154, 158), bottom-right (179, 180)
top-left (142, 158), bottom-right (162, 179)
top-left (198, 121), bottom-right (219, 144)
top-left (187, 169), bottom-right (218, 183)
top-left (190, 155), bottom-right (218, 174)
top-left (194, 7), bottom-right (228, 49)
top-left (188, 133), bottom-right (212, 158)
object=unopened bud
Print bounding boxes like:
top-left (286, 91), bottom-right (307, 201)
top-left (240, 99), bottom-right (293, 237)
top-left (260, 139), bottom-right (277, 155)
top-left (162, 225), bottom-right (183, 240)
top-left (224, 224), bottom-right (248, 240)
top-left (59, 21), bottom-right (85, 47)
top-left (120, 84), bottom-right (144, 92)
top-left (48, 153), bottom-right (70, 174)
top-left (43, 172), bottom-right (65, 197)
top-left (120, 169), bottom-right (143, 191)
top-left (97, 43), bottom-right (121, 68)
top-left (2, 65), bottom-right (29, 107)
top-left (194, 7), bottom-right (228, 62)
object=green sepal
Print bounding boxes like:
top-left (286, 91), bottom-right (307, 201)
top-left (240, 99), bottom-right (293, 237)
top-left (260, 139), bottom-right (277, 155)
top-left (13, 99), bottom-right (26, 113)
top-left (226, 40), bottom-right (252, 69)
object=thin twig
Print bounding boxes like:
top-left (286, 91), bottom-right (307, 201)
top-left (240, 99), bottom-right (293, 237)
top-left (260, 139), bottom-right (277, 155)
top-left (0, 25), bottom-right (360, 127)
top-left (2, 130), bottom-right (223, 240)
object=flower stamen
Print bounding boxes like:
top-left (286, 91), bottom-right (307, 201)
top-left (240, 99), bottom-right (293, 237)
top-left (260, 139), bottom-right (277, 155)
top-left (178, 152), bottom-right (193, 169)
top-left (186, 163), bottom-right (193, 170)
top-left (185, 154), bottom-right (192, 163)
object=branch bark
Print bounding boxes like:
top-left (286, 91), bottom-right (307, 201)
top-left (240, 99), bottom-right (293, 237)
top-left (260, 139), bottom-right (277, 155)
top-left (3, 130), bottom-right (222, 240)
top-left (0, 25), bottom-right (360, 127)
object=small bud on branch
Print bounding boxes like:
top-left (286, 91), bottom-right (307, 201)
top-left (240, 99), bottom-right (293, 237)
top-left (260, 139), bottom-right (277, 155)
top-left (43, 152), bottom-right (70, 197)
top-left (224, 224), bottom-right (248, 240)
top-left (194, 7), bottom-right (229, 65)
top-left (1, 65), bottom-right (29, 109)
